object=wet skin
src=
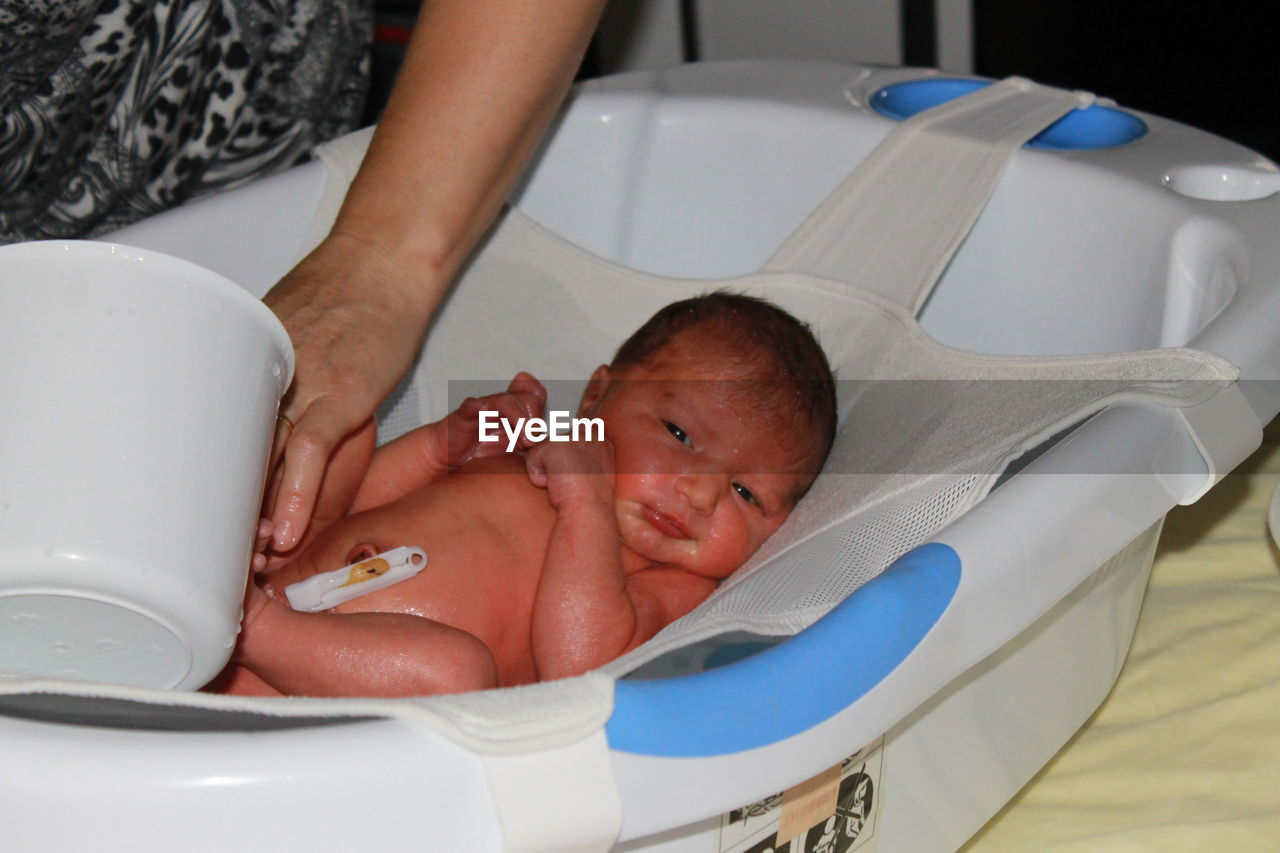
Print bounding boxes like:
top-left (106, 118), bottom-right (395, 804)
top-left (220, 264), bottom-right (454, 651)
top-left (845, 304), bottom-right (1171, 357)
top-left (256, 454), bottom-right (557, 688)
top-left (225, 327), bottom-right (820, 698)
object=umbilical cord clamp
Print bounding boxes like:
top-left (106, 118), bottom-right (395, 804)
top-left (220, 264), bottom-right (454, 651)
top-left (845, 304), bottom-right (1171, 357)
top-left (284, 546), bottom-right (427, 612)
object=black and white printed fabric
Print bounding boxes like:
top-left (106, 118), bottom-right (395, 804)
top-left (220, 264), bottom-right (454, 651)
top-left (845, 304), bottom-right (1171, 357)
top-left (0, 0), bottom-right (371, 242)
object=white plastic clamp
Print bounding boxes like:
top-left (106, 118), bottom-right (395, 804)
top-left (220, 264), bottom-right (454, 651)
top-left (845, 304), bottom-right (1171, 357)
top-left (284, 546), bottom-right (427, 612)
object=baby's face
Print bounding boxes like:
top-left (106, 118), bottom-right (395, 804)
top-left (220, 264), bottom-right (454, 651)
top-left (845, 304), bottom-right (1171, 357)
top-left (583, 332), bottom-right (819, 580)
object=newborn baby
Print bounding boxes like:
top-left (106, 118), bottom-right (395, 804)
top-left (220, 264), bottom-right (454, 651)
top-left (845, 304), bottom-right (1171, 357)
top-left (215, 292), bottom-right (836, 697)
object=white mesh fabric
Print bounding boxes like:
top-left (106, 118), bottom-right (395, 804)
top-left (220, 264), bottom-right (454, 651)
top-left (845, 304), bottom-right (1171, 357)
top-left (296, 84), bottom-right (1237, 679)
top-left (604, 474), bottom-right (984, 675)
top-left (612, 474), bottom-right (985, 661)
top-left (786, 474), bottom-right (984, 612)
top-left (364, 206), bottom-right (1235, 675)
top-left (376, 369), bottom-right (426, 445)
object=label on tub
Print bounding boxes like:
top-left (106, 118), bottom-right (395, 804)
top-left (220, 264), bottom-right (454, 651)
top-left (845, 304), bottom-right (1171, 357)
top-left (718, 737), bottom-right (883, 853)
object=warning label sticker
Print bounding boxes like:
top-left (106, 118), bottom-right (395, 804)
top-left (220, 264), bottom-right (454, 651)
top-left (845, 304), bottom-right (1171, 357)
top-left (718, 738), bottom-right (883, 853)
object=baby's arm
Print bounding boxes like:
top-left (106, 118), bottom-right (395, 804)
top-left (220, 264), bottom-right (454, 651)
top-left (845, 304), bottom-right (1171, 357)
top-left (525, 442), bottom-right (716, 680)
top-left (235, 585), bottom-right (497, 697)
top-left (350, 372), bottom-right (546, 511)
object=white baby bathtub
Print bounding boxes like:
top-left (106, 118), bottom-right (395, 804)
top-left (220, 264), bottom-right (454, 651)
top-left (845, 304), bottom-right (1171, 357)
top-left (3, 61), bottom-right (1278, 853)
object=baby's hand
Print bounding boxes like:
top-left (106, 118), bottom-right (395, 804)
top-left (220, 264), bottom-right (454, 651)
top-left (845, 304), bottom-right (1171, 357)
top-left (525, 437), bottom-right (615, 510)
top-left (251, 518), bottom-right (273, 573)
top-left (447, 372), bottom-right (547, 467)
top-left (239, 561), bottom-right (279, 635)
top-left (251, 518), bottom-right (295, 574)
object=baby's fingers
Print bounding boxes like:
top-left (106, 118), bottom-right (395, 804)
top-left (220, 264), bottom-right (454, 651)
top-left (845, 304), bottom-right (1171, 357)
top-left (255, 518), bottom-right (274, 551)
top-left (507, 372), bottom-right (547, 420)
top-left (251, 518), bottom-right (273, 571)
top-left (524, 443), bottom-right (550, 488)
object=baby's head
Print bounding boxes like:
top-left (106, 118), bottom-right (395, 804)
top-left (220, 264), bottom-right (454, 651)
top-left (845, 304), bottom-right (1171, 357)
top-left (578, 291), bottom-right (836, 579)
top-left (608, 291), bottom-right (836, 461)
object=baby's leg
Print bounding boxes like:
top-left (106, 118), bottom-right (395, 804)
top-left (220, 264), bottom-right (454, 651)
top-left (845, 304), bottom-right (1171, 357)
top-left (205, 664), bottom-right (282, 696)
top-left (234, 596), bottom-right (498, 698)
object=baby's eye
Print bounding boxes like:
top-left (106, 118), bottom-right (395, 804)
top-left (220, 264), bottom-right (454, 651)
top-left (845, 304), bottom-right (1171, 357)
top-left (665, 422), bottom-right (692, 446)
top-left (732, 482), bottom-right (759, 506)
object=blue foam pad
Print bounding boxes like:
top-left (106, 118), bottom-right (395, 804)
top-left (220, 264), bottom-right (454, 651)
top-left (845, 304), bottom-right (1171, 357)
top-left (607, 543), bottom-right (962, 757)
top-left (872, 78), bottom-right (1147, 150)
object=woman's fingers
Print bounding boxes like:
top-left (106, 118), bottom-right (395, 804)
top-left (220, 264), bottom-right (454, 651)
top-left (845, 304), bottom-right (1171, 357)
top-left (267, 397), bottom-right (353, 552)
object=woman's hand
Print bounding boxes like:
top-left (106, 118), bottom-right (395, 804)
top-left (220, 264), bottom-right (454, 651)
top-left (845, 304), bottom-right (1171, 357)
top-left (263, 0), bottom-right (607, 552)
top-left (263, 232), bottom-right (433, 552)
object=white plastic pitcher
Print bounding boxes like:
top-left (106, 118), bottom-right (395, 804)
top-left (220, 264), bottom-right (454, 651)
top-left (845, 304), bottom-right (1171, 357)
top-left (0, 241), bottom-right (294, 690)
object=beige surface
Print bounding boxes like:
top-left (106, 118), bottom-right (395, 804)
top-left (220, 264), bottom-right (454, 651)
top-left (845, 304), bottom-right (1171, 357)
top-left (963, 419), bottom-right (1280, 851)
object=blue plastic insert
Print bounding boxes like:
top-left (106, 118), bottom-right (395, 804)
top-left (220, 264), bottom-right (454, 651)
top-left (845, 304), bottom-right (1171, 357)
top-left (871, 78), bottom-right (1147, 150)
top-left (606, 543), bottom-right (962, 757)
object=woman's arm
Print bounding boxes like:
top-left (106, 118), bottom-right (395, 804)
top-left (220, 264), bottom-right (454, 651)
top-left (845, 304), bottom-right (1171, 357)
top-left (265, 0), bottom-right (607, 552)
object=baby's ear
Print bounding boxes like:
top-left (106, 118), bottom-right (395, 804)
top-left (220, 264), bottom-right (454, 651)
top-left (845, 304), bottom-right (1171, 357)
top-left (577, 365), bottom-right (612, 416)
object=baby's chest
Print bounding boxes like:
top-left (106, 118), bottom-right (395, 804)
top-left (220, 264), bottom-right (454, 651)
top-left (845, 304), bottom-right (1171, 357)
top-left (336, 502), bottom-right (551, 637)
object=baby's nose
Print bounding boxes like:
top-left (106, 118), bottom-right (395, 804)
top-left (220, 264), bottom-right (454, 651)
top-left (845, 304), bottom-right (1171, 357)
top-left (675, 472), bottom-right (720, 513)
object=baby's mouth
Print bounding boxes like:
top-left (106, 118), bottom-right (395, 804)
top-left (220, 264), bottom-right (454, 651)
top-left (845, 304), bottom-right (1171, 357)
top-left (643, 505), bottom-right (690, 539)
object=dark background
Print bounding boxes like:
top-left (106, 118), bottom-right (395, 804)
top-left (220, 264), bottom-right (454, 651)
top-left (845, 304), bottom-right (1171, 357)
top-left (364, 1), bottom-right (1280, 161)
top-left (971, 0), bottom-right (1279, 160)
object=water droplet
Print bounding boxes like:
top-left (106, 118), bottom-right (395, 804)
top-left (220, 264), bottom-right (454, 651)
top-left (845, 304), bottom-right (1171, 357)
top-left (10, 612), bottom-right (43, 627)
top-left (94, 638), bottom-right (124, 651)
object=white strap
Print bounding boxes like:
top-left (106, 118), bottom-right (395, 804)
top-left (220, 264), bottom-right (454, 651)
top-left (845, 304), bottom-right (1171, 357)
top-left (762, 77), bottom-right (1092, 314)
top-left (482, 729), bottom-right (622, 853)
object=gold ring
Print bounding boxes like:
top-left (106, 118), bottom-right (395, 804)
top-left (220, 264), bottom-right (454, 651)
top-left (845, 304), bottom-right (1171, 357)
top-left (277, 413), bottom-right (294, 431)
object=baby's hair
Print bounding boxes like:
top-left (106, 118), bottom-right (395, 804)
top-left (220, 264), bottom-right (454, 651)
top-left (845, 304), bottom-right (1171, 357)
top-left (611, 291), bottom-right (837, 467)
